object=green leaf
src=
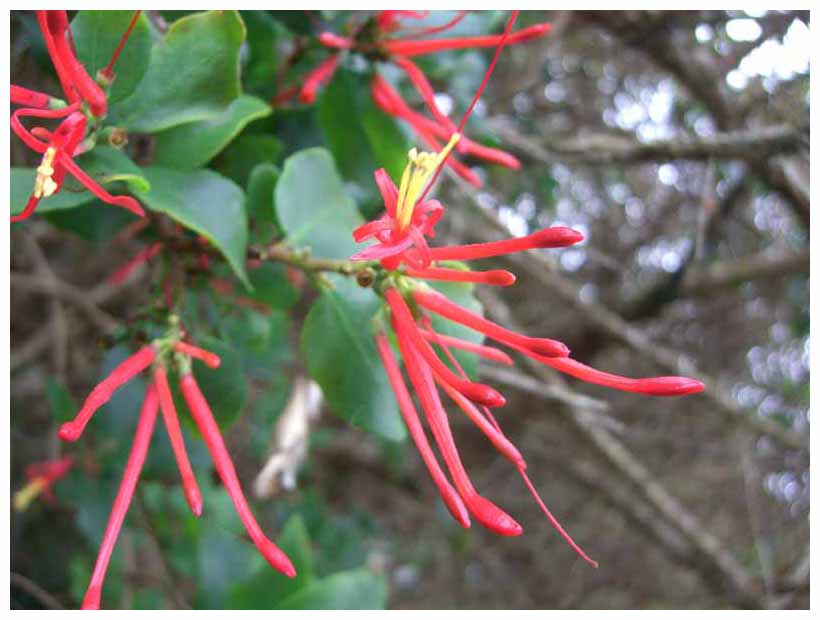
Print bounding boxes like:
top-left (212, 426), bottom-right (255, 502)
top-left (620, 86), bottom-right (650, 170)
top-left (302, 276), bottom-right (406, 442)
top-left (71, 10), bottom-right (152, 103)
top-left (317, 69), bottom-right (409, 192)
top-left (152, 95), bottom-right (272, 169)
top-left (246, 162), bottom-right (280, 232)
top-left (46, 379), bottom-right (78, 423)
top-left (10, 146), bottom-right (148, 217)
top-left (275, 569), bottom-right (388, 610)
top-left (135, 166), bottom-right (249, 287)
top-left (110, 10), bottom-right (245, 133)
top-left (275, 148), bottom-right (363, 260)
top-left (248, 263), bottom-right (300, 310)
top-left (216, 134), bottom-right (284, 187)
top-left (190, 336), bottom-right (247, 430)
top-left (44, 200), bottom-right (137, 242)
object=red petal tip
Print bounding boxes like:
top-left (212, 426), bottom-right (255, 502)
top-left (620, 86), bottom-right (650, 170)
top-left (467, 385), bottom-right (506, 408)
top-left (645, 377), bottom-right (705, 396)
top-left (527, 338), bottom-right (570, 357)
top-left (533, 227), bottom-right (584, 247)
top-left (470, 495), bottom-right (523, 536)
top-left (486, 270), bottom-right (517, 286)
top-left (259, 541), bottom-right (297, 578)
top-left (186, 486), bottom-right (203, 517)
top-left (57, 423), bottom-right (80, 442)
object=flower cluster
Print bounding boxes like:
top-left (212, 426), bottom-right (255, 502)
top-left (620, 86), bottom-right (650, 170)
top-left (57, 332), bottom-right (294, 609)
top-left (10, 10), bottom-right (144, 222)
top-left (277, 11), bottom-right (550, 186)
top-left (354, 107), bottom-right (703, 568)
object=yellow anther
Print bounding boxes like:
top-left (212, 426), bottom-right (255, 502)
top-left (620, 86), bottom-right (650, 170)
top-left (33, 147), bottom-right (58, 198)
top-left (395, 133), bottom-right (460, 232)
top-left (13, 477), bottom-right (46, 512)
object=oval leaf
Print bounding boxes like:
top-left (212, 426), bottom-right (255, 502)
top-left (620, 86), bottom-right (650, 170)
top-left (152, 95), bottom-right (272, 169)
top-left (135, 167), bottom-right (249, 287)
top-left (275, 148), bottom-right (363, 260)
top-left (301, 276), bottom-right (406, 442)
top-left (110, 10), bottom-right (245, 133)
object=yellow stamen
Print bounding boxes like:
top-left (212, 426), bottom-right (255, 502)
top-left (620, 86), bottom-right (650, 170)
top-left (13, 477), bottom-right (46, 512)
top-left (395, 133), bottom-right (460, 232)
top-left (33, 147), bottom-right (58, 198)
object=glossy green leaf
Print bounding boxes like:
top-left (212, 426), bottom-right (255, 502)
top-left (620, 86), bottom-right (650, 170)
top-left (317, 69), bottom-right (410, 193)
top-left (46, 379), bottom-right (78, 423)
top-left (246, 162), bottom-right (280, 232)
top-left (71, 10), bottom-right (152, 103)
top-left (110, 11), bottom-right (245, 132)
top-left (248, 263), bottom-right (300, 310)
top-left (152, 95), bottom-right (272, 169)
top-left (275, 569), bottom-right (388, 610)
top-left (302, 276), bottom-right (405, 442)
top-left (190, 336), bottom-right (247, 430)
top-left (10, 146), bottom-right (147, 217)
top-left (216, 134), bottom-right (284, 187)
top-left (275, 148), bottom-right (363, 260)
top-left (135, 166), bottom-right (249, 287)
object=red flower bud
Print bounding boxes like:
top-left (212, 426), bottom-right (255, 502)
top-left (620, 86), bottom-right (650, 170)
top-left (427, 227), bottom-right (584, 262)
top-left (81, 383), bottom-right (159, 610)
top-left (180, 373), bottom-right (296, 578)
top-left (59, 345), bottom-right (156, 442)
top-left (405, 266), bottom-right (516, 286)
top-left (173, 342), bottom-right (221, 369)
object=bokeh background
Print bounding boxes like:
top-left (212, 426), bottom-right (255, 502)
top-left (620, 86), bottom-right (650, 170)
top-left (10, 10), bottom-right (809, 609)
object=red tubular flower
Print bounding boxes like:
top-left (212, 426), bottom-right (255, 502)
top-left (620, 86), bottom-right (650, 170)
top-left (538, 357), bottom-right (706, 397)
top-left (393, 320), bottom-right (522, 536)
top-left (405, 266), bottom-right (516, 286)
top-left (13, 456), bottom-right (74, 511)
top-left (418, 328), bottom-right (514, 365)
top-left (59, 345), bottom-right (157, 442)
top-left (414, 288), bottom-right (570, 358)
top-left (383, 23), bottom-right (551, 57)
top-left (108, 242), bottom-right (164, 285)
top-left (375, 332), bottom-right (471, 528)
top-left (173, 342), bottom-right (222, 369)
top-left (11, 85), bottom-right (60, 109)
top-left (11, 108), bottom-right (145, 222)
top-left (153, 366), bottom-right (203, 516)
top-left (386, 288), bottom-right (506, 407)
top-left (179, 373), bottom-right (296, 578)
top-left (427, 227), bottom-right (585, 261)
top-left (299, 55), bottom-right (342, 104)
top-left (99, 10), bottom-right (142, 82)
top-left (37, 10), bottom-right (107, 116)
top-left (81, 383), bottom-right (159, 610)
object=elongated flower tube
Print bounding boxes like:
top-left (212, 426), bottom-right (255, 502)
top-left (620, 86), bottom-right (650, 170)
top-left (173, 342), bottom-right (222, 369)
top-left (426, 227), bottom-right (585, 262)
top-left (59, 345), bottom-right (157, 442)
top-left (405, 266), bottom-right (516, 286)
top-left (427, 327), bottom-right (599, 567)
top-left (419, 329), bottom-right (513, 365)
top-left (394, 323), bottom-right (522, 536)
top-left (299, 55), bottom-right (342, 104)
top-left (11, 85), bottom-right (61, 109)
top-left (108, 242), bottom-right (164, 284)
top-left (153, 366), bottom-right (203, 516)
top-left (81, 383), bottom-right (159, 610)
top-left (386, 288), bottom-right (506, 407)
top-left (383, 23), bottom-right (551, 57)
top-left (375, 332), bottom-right (471, 528)
top-left (537, 356), bottom-right (706, 397)
top-left (414, 288), bottom-right (570, 358)
top-left (180, 373), bottom-right (296, 578)
top-left (37, 10), bottom-right (107, 116)
top-left (434, 375), bottom-right (526, 469)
